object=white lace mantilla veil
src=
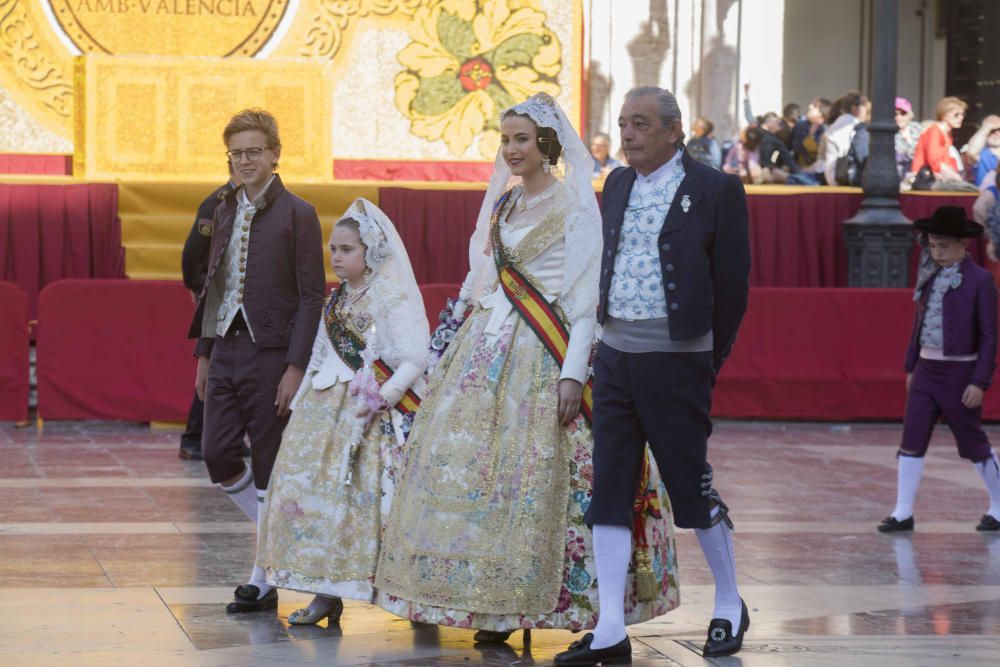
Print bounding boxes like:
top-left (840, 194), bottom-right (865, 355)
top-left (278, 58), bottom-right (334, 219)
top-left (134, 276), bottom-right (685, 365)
top-left (461, 92), bottom-right (602, 328)
top-left (335, 198), bottom-right (429, 369)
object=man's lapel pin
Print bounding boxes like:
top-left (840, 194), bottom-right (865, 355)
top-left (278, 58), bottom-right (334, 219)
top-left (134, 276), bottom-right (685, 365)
top-left (680, 194), bottom-right (691, 213)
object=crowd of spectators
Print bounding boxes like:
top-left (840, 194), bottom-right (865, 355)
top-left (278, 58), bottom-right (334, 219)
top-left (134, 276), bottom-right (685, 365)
top-left (588, 84), bottom-right (999, 198)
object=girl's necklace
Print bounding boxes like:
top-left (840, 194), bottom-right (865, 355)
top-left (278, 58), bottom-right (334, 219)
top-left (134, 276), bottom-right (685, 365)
top-left (337, 282), bottom-right (371, 313)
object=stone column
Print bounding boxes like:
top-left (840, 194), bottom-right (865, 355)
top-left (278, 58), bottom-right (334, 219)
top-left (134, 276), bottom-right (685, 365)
top-left (843, 0), bottom-right (913, 287)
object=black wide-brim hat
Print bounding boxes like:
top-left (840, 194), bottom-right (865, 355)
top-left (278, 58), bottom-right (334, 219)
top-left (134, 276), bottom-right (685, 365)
top-left (913, 205), bottom-right (983, 238)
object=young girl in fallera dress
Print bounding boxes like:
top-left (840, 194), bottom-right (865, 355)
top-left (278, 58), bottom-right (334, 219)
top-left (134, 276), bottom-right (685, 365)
top-left (256, 198), bottom-right (429, 625)
top-left (375, 93), bottom-right (680, 642)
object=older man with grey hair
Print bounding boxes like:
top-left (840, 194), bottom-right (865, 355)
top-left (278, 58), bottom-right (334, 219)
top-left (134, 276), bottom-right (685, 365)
top-left (556, 87), bottom-right (751, 664)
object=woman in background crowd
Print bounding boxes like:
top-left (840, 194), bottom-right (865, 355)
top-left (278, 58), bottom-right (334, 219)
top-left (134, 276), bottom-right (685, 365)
top-left (821, 91), bottom-right (870, 187)
top-left (894, 97), bottom-right (923, 179)
top-left (911, 96), bottom-right (967, 184)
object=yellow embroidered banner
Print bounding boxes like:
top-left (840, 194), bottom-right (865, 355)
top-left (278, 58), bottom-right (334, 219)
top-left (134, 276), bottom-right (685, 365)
top-left (0, 0), bottom-right (583, 180)
top-left (73, 55), bottom-right (334, 181)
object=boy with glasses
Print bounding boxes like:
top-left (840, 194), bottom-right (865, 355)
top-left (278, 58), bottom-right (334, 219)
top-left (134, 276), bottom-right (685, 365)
top-left (189, 108), bottom-right (325, 613)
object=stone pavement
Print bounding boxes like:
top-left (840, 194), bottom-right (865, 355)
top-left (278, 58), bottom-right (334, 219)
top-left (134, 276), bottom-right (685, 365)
top-left (2, 421), bottom-right (999, 666)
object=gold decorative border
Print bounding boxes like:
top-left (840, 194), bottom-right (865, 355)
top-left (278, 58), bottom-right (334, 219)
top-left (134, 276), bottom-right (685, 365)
top-left (47, 0), bottom-right (291, 57)
top-left (227, 0), bottom-right (292, 56)
top-left (302, 0), bottom-right (427, 60)
top-left (0, 0), bottom-right (72, 118)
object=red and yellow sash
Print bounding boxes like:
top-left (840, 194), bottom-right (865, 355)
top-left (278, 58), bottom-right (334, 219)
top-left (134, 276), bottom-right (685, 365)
top-left (489, 190), bottom-right (595, 425)
top-left (323, 287), bottom-right (421, 418)
top-left (496, 264), bottom-right (596, 426)
top-left (490, 190), bottom-right (661, 598)
top-left (372, 358), bottom-right (421, 417)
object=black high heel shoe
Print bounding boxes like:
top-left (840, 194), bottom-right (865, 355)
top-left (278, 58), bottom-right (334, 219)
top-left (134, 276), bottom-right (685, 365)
top-left (702, 598), bottom-right (750, 657)
top-left (473, 628), bottom-right (531, 644)
top-left (288, 596), bottom-right (344, 625)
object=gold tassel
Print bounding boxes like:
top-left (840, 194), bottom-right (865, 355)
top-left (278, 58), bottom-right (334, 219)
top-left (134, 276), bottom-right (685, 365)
top-left (635, 547), bottom-right (658, 602)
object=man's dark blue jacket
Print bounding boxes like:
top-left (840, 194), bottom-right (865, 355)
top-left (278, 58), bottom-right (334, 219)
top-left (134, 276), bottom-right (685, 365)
top-left (598, 149), bottom-right (751, 373)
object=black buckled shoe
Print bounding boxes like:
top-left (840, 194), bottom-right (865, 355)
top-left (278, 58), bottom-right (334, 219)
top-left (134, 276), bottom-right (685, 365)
top-left (177, 441), bottom-right (203, 460)
top-left (225, 585), bottom-right (277, 613)
top-left (554, 632), bottom-right (631, 666)
top-left (702, 599), bottom-right (749, 658)
top-left (877, 516), bottom-right (914, 533)
top-left (976, 514), bottom-right (1000, 531)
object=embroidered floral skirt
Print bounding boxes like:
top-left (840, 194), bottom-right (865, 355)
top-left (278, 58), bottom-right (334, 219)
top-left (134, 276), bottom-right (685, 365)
top-left (257, 382), bottom-right (402, 602)
top-left (375, 307), bottom-right (680, 631)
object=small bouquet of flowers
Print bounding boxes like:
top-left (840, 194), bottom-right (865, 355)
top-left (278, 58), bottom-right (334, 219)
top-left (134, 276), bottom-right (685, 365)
top-left (427, 297), bottom-right (470, 374)
top-left (340, 345), bottom-right (388, 486)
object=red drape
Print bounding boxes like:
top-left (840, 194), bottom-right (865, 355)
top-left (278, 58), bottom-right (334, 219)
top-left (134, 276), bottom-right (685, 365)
top-left (0, 183), bottom-right (123, 323)
top-left (419, 283), bottom-right (460, 330)
top-left (375, 187), bottom-right (980, 287)
top-left (0, 154), bottom-right (72, 175)
top-left (334, 160), bottom-right (493, 182)
top-left (378, 188), bottom-right (485, 284)
top-left (36, 280), bottom-right (195, 421)
top-left (30, 280), bottom-right (1000, 423)
top-left (715, 288), bottom-right (919, 419)
top-left (0, 282), bottom-right (29, 421)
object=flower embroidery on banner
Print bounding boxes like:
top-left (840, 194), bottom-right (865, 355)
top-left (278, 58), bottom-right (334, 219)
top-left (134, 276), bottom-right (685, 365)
top-left (394, 0), bottom-right (562, 158)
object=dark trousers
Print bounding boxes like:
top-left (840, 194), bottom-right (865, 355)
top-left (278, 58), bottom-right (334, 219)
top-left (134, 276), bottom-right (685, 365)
top-left (202, 327), bottom-right (290, 490)
top-left (901, 358), bottom-right (992, 462)
top-left (586, 343), bottom-right (717, 530)
top-left (181, 391), bottom-right (204, 450)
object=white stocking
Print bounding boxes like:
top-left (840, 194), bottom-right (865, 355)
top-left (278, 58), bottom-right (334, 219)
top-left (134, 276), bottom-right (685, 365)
top-left (591, 524), bottom-right (632, 649)
top-left (694, 508), bottom-right (741, 630)
top-left (246, 488), bottom-right (272, 599)
top-left (974, 451), bottom-right (1000, 519)
top-left (892, 455), bottom-right (925, 521)
top-left (220, 465), bottom-right (257, 521)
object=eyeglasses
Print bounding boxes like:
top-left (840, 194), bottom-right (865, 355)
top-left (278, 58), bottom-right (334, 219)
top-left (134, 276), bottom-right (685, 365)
top-left (226, 147), bottom-right (268, 162)
top-left (894, 109), bottom-right (908, 116)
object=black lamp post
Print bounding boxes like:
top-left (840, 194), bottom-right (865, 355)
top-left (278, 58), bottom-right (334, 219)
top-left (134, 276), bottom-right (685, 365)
top-left (843, 0), bottom-right (913, 287)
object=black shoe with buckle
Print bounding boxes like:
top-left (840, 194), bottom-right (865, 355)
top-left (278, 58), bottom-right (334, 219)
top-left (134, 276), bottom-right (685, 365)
top-left (877, 516), bottom-right (914, 533)
top-left (554, 633), bottom-right (631, 666)
top-left (225, 585), bottom-right (277, 613)
top-left (702, 599), bottom-right (749, 657)
top-left (178, 441), bottom-right (203, 461)
top-left (976, 514), bottom-right (1000, 531)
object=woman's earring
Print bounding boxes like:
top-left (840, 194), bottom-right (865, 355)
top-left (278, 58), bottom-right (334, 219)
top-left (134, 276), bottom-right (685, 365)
top-left (542, 155), bottom-right (551, 174)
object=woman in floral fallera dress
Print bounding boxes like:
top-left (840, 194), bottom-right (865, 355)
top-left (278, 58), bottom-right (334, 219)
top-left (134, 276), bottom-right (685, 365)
top-left (256, 198), bottom-right (429, 625)
top-left (375, 93), bottom-right (680, 641)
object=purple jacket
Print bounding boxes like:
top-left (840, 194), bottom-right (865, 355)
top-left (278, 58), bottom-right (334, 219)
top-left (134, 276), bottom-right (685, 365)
top-left (187, 175), bottom-right (325, 369)
top-left (905, 255), bottom-right (998, 389)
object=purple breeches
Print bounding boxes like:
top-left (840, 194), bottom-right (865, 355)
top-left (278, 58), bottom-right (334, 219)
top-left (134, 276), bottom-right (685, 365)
top-left (900, 358), bottom-right (992, 462)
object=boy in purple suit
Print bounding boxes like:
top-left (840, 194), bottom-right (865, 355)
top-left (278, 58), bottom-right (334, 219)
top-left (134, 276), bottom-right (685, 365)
top-left (880, 206), bottom-right (1000, 533)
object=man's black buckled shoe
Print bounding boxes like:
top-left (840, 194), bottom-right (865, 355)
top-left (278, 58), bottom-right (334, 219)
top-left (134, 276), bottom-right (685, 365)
top-left (877, 516), bottom-right (914, 533)
top-left (225, 585), bottom-right (277, 613)
top-left (554, 632), bottom-right (631, 665)
top-left (702, 599), bottom-right (749, 657)
top-left (976, 514), bottom-right (1000, 531)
